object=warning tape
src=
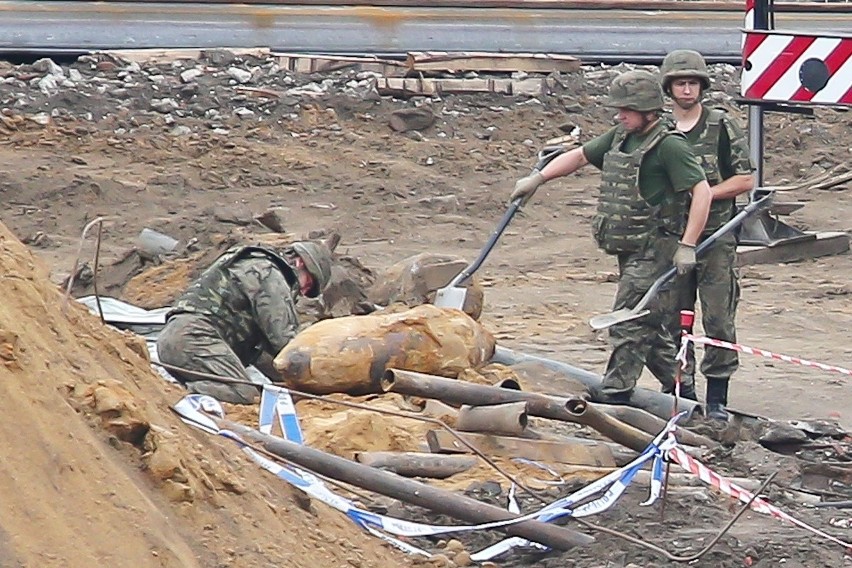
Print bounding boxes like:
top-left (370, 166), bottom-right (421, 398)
top-left (173, 391), bottom-right (682, 561)
top-left (685, 333), bottom-right (851, 380)
top-left (666, 442), bottom-right (852, 550)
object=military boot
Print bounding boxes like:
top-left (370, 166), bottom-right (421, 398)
top-left (661, 383), bottom-right (697, 401)
top-left (705, 378), bottom-right (730, 422)
top-left (679, 384), bottom-right (698, 401)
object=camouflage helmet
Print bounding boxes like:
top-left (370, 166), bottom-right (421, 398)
top-left (291, 241), bottom-right (332, 298)
top-left (603, 70), bottom-right (665, 112)
top-left (660, 49), bottom-right (711, 94)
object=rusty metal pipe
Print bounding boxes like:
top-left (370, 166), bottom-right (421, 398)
top-left (595, 404), bottom-right (717, 448)
top-left (562, 399), bottom-right (654, 453)
top-left (457, 401), bottom-right (528, 436)
top-left (216, 417), bottom-right (594, 551)
top-left (382, 368), bottom-right (653, 452)
top-left (492, 346), bottom-right (702, 420)
top-left (355, 451), bottom-right (477, 479)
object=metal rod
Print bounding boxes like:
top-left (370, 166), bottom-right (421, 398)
top-left (92, 219), bottom-right (105, 325)
top-left (61, 216), bottom-right (107, 315)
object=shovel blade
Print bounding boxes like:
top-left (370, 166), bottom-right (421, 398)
top-left (433, 286), bottom-right (467, 310)
top-left (588, 308), bottom-right (650, 331)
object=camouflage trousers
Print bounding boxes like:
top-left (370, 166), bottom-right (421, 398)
top-left (667, 233), bottom-right (740, 385)
top-left (156, 313), bottom-right (262, 404)
top-left (600, 233), bottom-right (689, 396)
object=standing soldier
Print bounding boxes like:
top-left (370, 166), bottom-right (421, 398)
top-left (509, 69), bottom-right (712, 404)
top-left (156, 241), bottom-right (332, 404)
top-left (653, 50), bottom-right (756, 421)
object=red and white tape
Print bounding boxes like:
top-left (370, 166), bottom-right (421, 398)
top-left (667, 444), bottom-right (852, 550)
top-left (685, 333), bottom-right (851, 380)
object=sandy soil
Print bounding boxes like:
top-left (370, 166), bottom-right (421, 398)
top-left (0, 50), bottom-right (850, 566)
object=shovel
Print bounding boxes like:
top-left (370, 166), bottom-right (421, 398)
top-left (434, 146), bottom-right (567, 310)
top-left (588, 192), bottom-right (774, 330)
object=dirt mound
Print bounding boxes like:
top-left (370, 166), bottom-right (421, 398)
top-left (0, 221), bottom-right (407, 567)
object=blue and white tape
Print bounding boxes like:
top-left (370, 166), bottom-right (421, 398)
top-left (173, 392), bottom-right (686, 562)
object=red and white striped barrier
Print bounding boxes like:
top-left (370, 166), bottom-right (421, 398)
top-left (684, 333), bottom-right (851, 380)
top-left (741, 29), bottom-right (852, 105)
top-left (667, 444), bottom-right (852, 550)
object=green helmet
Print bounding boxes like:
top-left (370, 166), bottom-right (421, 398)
top-left (291, 241), bottom-right (332, 298)
top-left (603, 70), bottom-right (665, 112)
top-left (660, 49), bottom-right (711, 94)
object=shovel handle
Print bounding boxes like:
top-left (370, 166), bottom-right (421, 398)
top-left (630, 192), bottom-right (774, 313)
top-left (448, 146), bottom-right (567, 287)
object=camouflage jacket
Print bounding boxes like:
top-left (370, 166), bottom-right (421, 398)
top-left (169, 246), bottom-right (301, 365)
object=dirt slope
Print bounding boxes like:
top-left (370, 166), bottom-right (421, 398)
top-left (0, 222), bottom-right (407, 567)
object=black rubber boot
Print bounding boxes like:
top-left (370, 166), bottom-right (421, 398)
top-left (661, 384), bottom-right (698, 401)
top-left (705, 378), bottom-right (730, 422)
top-left (679, 385), bottom-right (698, 401)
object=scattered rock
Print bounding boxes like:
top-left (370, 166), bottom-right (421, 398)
top-left (389, 107), bottom-right (437, 133)
top-left (256, 207), bottom-right (290, 233)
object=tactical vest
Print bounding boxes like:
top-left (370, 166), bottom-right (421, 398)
top-left (170, 246), bottom-right (298, 320)
top-left (691, 108), bottom-right (736, 232)
top-left (593, 121), bottom-right (687, 254)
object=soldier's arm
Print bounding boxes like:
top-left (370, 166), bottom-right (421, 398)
top-left (683, 180), bottom-right (713, 245)
top-left (539, 126), bottom-right (617, 180)
top-left (538, 146), bottom-right (590, 181)
top-left (712, 116), bottom-right (756, 200)
top-left (232, 259), bottom-right (300, 355)
top-left (660, 135), bottom-right (711, 245)
top-left (711, 173), bottom-right (754, 200)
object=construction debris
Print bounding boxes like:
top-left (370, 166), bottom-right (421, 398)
top-left (376, 76), bottom-right (555, 98)
top-left (405, 51), bottom-right (582, 74)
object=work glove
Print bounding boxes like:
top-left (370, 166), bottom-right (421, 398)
top-left (673, 241), bottom-right (697, 276)
top-left (509, 171), bottom-right (546, 205)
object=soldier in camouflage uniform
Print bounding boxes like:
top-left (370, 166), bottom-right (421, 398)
top-left (156, 241), bottom-right (332, 404)
top-left (509, 70), bottom-right (713, 403)
top-left (650, 50), bottom-right (756, 421)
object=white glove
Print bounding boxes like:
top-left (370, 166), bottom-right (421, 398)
top-left (510, 172), bottom-right (546, 205)
top-left (673, 241), bottom-right (697, 275)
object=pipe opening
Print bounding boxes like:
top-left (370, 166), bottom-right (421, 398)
top-left (565, 398), bottom-right (587, 415)
top-left (494, 378), bottom-right (522, 391)
top-left (380, 369), bottom-right (396, 392)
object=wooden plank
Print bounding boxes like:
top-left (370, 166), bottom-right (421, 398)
top-left (769, 201), bottom-right (806, 216)
top-left (98, 47), bottom-right (272, 64)
top-left (376, 76), bottom-right (549, 97)
top-left (426, 429), bottom-right (617, 467)
top-left (737, 231), bottom-right (850, 266)
top-left (273, 53), bottom-right (407, 76)
top-left (406, 51), bottom-right (581, 73)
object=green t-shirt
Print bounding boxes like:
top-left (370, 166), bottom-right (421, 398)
top-left (582, 124), bottom-right (706, 206)
top-left (682, 107), bottom-right (755, 181)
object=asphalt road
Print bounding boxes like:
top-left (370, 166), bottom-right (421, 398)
top-left (1, 1), bottom-right (851, 60)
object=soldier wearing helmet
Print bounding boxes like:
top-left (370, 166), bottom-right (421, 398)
top-left (509, 69), bottom-right (713, 404)
top-left (648, 49), bottom-right (755, 422)
top-left (156, 240), bottom-right (332, 404)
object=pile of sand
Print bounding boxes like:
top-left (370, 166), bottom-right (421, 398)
top-left (0, 221), bottom-right (407, 567)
